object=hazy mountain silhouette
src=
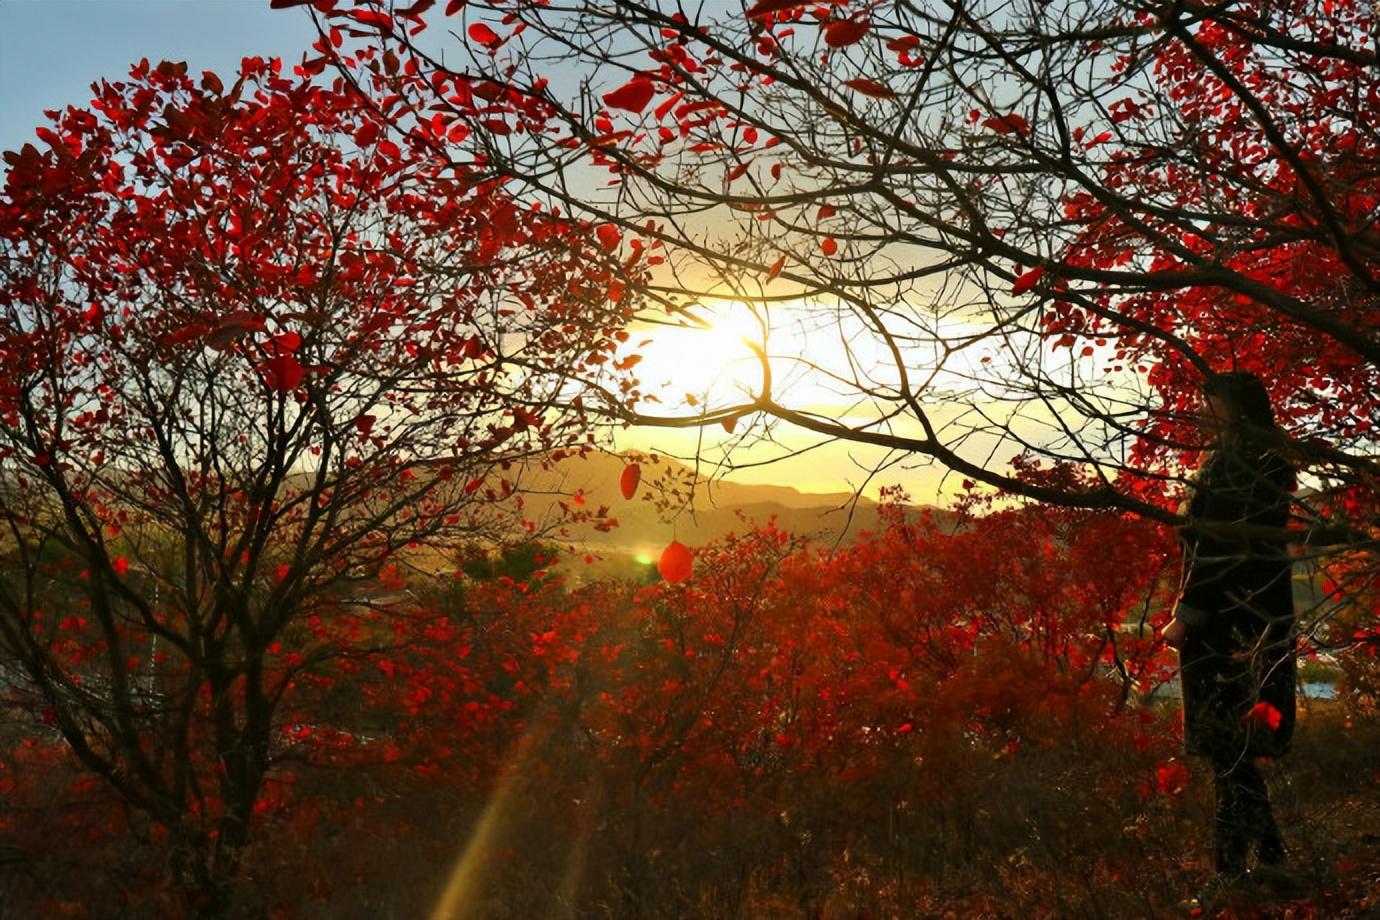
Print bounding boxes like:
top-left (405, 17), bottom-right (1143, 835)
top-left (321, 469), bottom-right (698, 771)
top-left (513, 451), bottom-right (952, 554)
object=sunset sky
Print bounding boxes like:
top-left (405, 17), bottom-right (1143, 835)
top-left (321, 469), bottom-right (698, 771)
top-left (0, 0), bottom-right (965, 502)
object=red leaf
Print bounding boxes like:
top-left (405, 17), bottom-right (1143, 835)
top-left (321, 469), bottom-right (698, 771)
top-left (821, 237), bottom-right (838, 256)
top-left (823, 19), bottom-right (870, 48)
top-left (620, 463), bottom-right (641, 500)
top-left (657, 540), bottom-right (694, 583)
top-left (746, 0), bottom-right (810, 18)
top-left (263, 354), bottom-right (305, 392)
top-left (467, 22), bottom-right (500, 46)
top-left (350, 9), bottom-right (394, 29)
top-left (273, 330), bottom-right (302, 353)
top-left (445, 0), bottom-right (466, 13)
top-left (654, 90), bottom-right (685, 122)
top-left (843, 78), bottom-right (896, 99)
top-left (1011, 265), bottom-right (1044, 295)
top-left (354, 121), bottom-right (380, 148)
top-left (766, 254), bottom-right (787, 282)
top-left (983, 112), bottom-right (1031, 139)
top-left (111, 556), bottom-right (129, 577)
top-left (602, 75), bottom-right (656, 114)
top-left (355, 414), bottom-right (376, 438)
top-left (886, 34), bottom-right (922, 52)
top-left (1246, 701), bottom-right (1282, 731)
top-left (596, 224), bottom-right (622, 252)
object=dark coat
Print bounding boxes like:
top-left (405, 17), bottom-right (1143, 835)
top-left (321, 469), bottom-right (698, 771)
top-left (1178, 444), bottom-right (1297, 762)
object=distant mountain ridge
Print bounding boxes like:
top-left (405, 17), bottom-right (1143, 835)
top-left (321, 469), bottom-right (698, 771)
top-left (516, 451), bottom-right (952, 552)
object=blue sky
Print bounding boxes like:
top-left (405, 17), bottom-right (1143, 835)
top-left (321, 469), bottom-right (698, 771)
top-left (1, 0), bottom-right (321, 152)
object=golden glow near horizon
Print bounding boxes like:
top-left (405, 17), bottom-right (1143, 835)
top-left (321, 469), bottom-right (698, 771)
top-left (614, 297), bottom-right (958, 501)
top-left (612, 296), bottom-right (1088, 504)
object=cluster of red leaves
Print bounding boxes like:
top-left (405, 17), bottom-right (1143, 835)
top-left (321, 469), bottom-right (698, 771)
top-left (1047, 0), bottom-right (1380, 467)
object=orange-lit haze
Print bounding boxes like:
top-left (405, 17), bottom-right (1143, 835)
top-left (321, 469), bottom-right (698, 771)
top-left (613, 297), bottom-right (975, 504)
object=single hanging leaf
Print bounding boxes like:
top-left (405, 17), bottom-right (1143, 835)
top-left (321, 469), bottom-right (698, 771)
top-left (603, 75), bottom-right (656, 114)
top-left (658, 540), bottom-right (693, 583)
top-left (821, 237), bottom-right (838, 256)
top-left (350, 9), bottom-right (394, 29)
top-left (843, 78), bottom-right (897, 99)
top-left (467, 22), bottom-right (500, 46)
top-left (823, 19), bottom-right (870, 48)
top-left (1011, 265), bottom-right (1045, 295)
top-left (766, 254), bottom-right (787, 282)
top-left (983, 112), bottom-right (1031, 139)
top-left (620, 463), bottom-right (641, 500)
top-left (262, 354), bottom-right (305, 392)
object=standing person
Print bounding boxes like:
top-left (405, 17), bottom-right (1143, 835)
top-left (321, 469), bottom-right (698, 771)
top-left (1159, 371), bottom-right (1304, 903)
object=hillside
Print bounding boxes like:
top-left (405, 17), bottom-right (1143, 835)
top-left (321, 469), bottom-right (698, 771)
top-left (508, 450), bottom-right (953, 556)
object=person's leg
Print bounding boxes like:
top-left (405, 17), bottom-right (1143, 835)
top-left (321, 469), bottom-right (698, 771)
top-left (1214, 756), bottom-right (1285, 871)
top-left (1212, 754), bottom-right (1252, 875)
top-left (1234, 760), bottom-right (1285, 864)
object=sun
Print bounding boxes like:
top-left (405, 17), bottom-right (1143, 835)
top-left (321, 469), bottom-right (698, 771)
top-left (627, 300), bottom-right (769, 407)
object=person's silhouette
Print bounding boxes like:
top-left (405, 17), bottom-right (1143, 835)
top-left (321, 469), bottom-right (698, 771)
top-left (1160, 371), bottom-right (1302, 899)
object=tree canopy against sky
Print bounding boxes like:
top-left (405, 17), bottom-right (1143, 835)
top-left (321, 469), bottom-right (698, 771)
top-left (0, 54), bottom-right (630, 913)
top-left (288, 0), bottom-right (1378, 534)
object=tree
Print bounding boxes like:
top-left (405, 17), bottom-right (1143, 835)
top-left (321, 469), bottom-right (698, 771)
top-left (297, 0), bottom-right (1378, 521)
top-left (291, 0), bottom-right (1380, 679)
top-left (0, 56), bottom-right (628, 915)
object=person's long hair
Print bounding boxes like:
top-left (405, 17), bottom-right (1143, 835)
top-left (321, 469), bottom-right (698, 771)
top-left (1201, 370), bottom-right (1297, 489)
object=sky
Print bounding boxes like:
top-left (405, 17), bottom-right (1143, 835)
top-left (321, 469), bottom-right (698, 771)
top-left (0, 0), bottom-right (957, 502)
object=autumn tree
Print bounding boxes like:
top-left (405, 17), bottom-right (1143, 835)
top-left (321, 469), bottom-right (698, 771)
top-left (282, 0), bottom-right (1378, 678)
top-left (0, 56), bottom-right (631, 915)
top-left (296, 0), bottom-right (1378, 512)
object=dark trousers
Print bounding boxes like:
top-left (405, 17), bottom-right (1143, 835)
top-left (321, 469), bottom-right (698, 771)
top-left (1211, 755), bottom-right (1285, 873)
